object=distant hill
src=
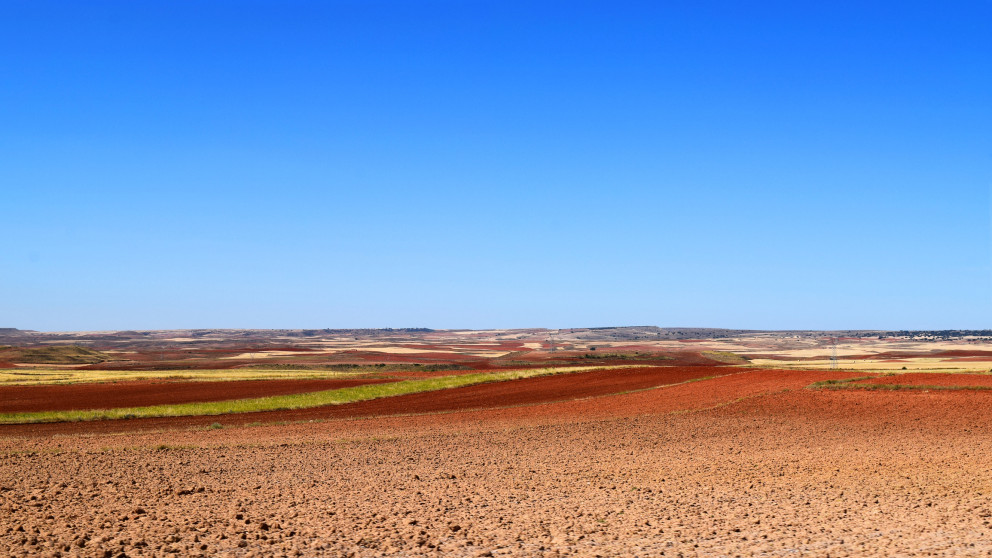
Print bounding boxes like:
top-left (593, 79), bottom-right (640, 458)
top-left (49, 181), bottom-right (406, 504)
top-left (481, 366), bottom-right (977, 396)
top-left (0, 326), bottom-right (988, 352)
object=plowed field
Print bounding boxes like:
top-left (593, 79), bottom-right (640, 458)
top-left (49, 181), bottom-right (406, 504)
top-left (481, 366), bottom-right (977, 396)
top-left (854, 372), bottom-right (992, 388)
top-left (3, 368), bottom-right (992, 557)
top-left (0, 365), bottom-right (733, 437)
top-left (0, 378), bottom-right (395, 413)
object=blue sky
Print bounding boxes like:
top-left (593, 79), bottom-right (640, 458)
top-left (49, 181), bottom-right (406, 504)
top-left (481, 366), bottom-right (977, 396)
top-left (2, 1), bottom-right (989, 331)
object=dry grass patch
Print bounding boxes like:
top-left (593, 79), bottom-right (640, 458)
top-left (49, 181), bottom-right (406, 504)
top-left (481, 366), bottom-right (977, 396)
top-left (701, 351), bottom-right (751, 364)
top-left (749, 357), bottom-right (992, 373)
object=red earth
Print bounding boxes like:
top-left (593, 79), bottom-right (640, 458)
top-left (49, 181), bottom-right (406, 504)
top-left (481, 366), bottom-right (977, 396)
top-left (0, 378), bottom-right (396, 413)
top-left (712, 383), bottom-right (992, 432)
top-left (295, 365), bottom-right (725, 419)
top-left (0, 367), bottom-right (861, 438)
top-left (854, 373), bottom-right (992, 388)
top-left (5, 369), bottom-right (992, 557)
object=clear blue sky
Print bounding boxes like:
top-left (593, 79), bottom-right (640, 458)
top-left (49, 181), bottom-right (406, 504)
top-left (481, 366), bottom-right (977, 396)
top-left (2, 1), bottom-right (989, 331)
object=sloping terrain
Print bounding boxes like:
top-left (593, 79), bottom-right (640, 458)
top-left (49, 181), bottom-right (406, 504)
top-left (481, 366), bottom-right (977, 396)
top-left (2, 379), bottom-right (991, 557)
top-left (2, 334), bottom-right (992, 557)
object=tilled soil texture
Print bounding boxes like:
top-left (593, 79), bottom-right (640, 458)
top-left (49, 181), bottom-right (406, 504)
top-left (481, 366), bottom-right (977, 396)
top-left (854, 372), bottom-right (992, 388)
top-left (0, 378), bottom-right (396, 413)
top-left (0, 365), bottom-right (736, 437)
top-left (299, 365), bottom-right (726, 418)
top-left (2, 385), bottom-right (992, 557)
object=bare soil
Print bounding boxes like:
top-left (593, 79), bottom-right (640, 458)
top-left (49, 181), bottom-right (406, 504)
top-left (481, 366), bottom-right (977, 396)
top-left (0, 365), bottom-right (733, 437)
top-left (2, 367), bottom-right (991, 557)
top-left (854, 372), bottom-right (992, 388)
top-left (0, 378), bottom-right (395, 413)
top-left (3, 377), bottom-right (992, 557)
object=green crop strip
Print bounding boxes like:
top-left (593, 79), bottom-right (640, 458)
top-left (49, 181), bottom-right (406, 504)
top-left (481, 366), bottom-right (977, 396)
top-left (0, 365), bottom-right (633, 425)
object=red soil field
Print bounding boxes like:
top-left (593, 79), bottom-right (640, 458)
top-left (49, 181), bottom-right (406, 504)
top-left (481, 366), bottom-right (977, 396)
top-left (854, 373), bottom-right (992, 388)
top-left (467, 368), bottom-right (868, 425)
top-left (0, 378), bottom-right (396, 413)
top-left (5, 375), bottom-right (992, 557)
top-left (0, 367), bottom-right (860, 438)
top-left (0, 365), bottom-right (727, 436)
top-left (711, 384), bottom-right (992, 431)
top-left (936, 349), bottom-right (992, 358)
top-left (295, 365), bottom-right (723, 419)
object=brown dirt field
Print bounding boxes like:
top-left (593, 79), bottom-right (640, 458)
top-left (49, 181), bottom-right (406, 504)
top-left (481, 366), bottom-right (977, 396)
top-left (0, 378), bottom-right (395, 413)
top-left (2, 378), bottom-right (992, 557)
top-left (854, 372), bottom-right (992, 388)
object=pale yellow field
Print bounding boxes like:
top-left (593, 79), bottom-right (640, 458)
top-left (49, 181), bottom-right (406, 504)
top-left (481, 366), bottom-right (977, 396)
top-left (220, 350), bottom-right (333, 360)
top-left (749, 357), bottom-right (992, 373)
